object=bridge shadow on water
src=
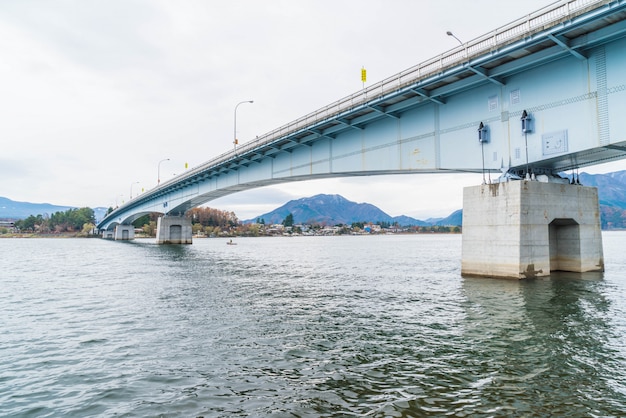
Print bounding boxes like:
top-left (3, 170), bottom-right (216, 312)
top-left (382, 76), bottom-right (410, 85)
top-left (459, 271), bottom-right (625, 415)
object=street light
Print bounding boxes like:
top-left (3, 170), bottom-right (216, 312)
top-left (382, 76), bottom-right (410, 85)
top-left (446, 31), bottom-right (463, 45)
top-left (130, 181), bottom-right (139, 199)
top-left (158, 158), bottom-right (170, 185)
top-left (234, 100), bottom-right (254, 151)
top-left (521, 110), bottom-right (532, 177)
top-left (478, 122), bottom-right (488, 184)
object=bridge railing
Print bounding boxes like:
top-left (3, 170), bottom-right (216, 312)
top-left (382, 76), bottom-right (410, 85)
top-left (146, 0), bottom-right (605, 197)
top-left (102, 0), bottom-right (607, 226)
top-left (181, 0), bottom-right (602, 177)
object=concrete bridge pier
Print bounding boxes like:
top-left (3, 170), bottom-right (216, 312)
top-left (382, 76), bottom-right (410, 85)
top-left (114, 224), bottom-right (135, 241)
top-left (461, 180), bottom-right (604, 279)
top-left (156, 215), bottom-right (193, 245)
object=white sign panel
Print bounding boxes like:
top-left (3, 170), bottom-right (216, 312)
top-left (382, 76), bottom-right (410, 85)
top-left (542, 130), bottom-right (568, 156)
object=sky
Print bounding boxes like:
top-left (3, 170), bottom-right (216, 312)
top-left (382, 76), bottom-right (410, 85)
top-left (1, 0), bottom-right (624, 221)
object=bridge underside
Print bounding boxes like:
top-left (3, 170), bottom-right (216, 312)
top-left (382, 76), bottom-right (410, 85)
top-left (509, 141), bottom-right (626, 176)
top-left (97, 1), bottom-right (625, 278)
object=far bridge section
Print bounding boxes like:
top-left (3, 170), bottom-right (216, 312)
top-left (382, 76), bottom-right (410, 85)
top-left (99, 0), bottom-right (626, 277)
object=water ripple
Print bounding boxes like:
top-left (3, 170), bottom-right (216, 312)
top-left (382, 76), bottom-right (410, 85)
top-left (1, 235), bottom-right (625, 416)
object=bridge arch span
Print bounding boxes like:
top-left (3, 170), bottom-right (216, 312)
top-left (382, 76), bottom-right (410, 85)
top-left (99, 0), bottom-right (626, 232)
top-left (99, 168), bottom-right (457, 231)
top-left (101, 210), bottom-right (165, 231)
top-left (97, 0), bottom-right (621, 277)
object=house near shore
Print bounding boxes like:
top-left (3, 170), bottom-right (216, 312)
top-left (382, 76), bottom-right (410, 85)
top-left (0, 221), bottom-right (17, 233)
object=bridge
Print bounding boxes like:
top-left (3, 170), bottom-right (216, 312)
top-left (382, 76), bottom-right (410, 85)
top-left (99, 0), bottom-right (626, 278)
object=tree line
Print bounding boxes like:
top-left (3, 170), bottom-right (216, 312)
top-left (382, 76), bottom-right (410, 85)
top-left (14, 207), bottom-right (96, 234)
top-left (7, 206), bottom-right (461, 237)
top-left (9, 203), bottom-right (625, 236)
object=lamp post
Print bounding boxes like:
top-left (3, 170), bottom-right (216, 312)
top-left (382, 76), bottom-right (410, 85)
top-left (521, 110), bottom-right (532, 178)
top-left (158, 158), bottom-right (170, 185)
top-left (130, 181), bottom-right (139, 200)
top-left (478, 122), bottom-right (488, 184)
top-left (234, 100), bottom-right (254, 151)
top-left (446, 31), bottom-right (463, 45)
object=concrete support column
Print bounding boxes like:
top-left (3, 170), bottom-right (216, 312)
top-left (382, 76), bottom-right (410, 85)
top-left (461, 180), bottom-right (604, 279)
top-left (156, 215), bottom-right (193, 245)
top-left (102, 230), bottom-right (115, 239)
top-left (114, 224), bottom-right (135, 241)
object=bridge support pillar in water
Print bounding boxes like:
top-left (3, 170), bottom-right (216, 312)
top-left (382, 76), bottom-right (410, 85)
top-left (114, 224), bottom-right (135, 241)
top-left (461, 180), bottom-right (604, 279)
top-left (156, 216), bottom-right (193, 245)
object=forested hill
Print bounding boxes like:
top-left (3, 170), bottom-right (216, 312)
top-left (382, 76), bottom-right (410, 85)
top-left (249, 171), bottom-right (626, 229)
top-left (248, 194), bottom-right (445, 227)
top-left (579, 171), bottom-right (626, 229)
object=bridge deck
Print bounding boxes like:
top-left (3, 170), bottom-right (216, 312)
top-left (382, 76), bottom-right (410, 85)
top-left (98, 0), bottom-right (626, 230)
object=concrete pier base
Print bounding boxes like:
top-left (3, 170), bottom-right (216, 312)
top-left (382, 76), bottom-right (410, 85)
top-left (156, 216), bottom-right (193, 245)
top-left (461, 180), bottom-right (604, 279)
top-left (114, 224), bottom-right (135, 241)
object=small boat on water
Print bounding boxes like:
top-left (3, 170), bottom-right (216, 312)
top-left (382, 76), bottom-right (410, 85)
top-left (227, 239), bottom-right (237, 245)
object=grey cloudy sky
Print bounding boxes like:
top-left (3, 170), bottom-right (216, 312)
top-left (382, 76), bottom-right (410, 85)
top-left (1, 0), bottom-right (624, 220)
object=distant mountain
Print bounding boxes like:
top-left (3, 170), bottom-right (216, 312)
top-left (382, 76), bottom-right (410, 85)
top-left (0, 197), bottom-right (108, 222)
top-left (578, 171), bottom-right (626, 209)
top-left (434, 209), bottom-right (463, 226)
top-left (0, 197), bottom-right (74, 219)
top-left (393, 215), bottom-right (429, 227)
top-left (246, 171), bottom-right (626, 229)
top-left (247, 194), bottom-right (430, 226)
top-left (576, 170), bottom-right (626, 229)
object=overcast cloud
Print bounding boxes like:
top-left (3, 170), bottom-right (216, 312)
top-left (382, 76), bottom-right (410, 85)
top-left (1, 0), bottom-right (624, 221)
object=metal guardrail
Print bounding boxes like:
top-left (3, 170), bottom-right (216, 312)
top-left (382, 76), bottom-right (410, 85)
top-left (102, 0), bottom-right (607, 226)
top-left (187, 0), bottom-right (604, 177)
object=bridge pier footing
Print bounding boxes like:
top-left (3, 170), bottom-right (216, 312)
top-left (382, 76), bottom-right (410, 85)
top-left (156, 216), bottom-right (193, 245)
top-left (102, 230), bottom-right (114, 239)
top-left (461, 180), bottom-right (604, 279)
top-left (114, 224), bottom-right (135, 241)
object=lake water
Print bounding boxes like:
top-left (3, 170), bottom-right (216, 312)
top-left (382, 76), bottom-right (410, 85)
top-left (1, 233), bottom-right (625, 417)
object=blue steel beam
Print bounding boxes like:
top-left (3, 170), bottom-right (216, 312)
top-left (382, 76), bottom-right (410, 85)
top-left (409, 88), bottom-right (446, 105)
top-left (366, 105), bottom-right (401, 119)
top-left (548, 34), bottom-right (588, 59)
top-left (98, 0), bottom-right (626, 230)
top-left (466, 66), bottom-right (505, 86)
